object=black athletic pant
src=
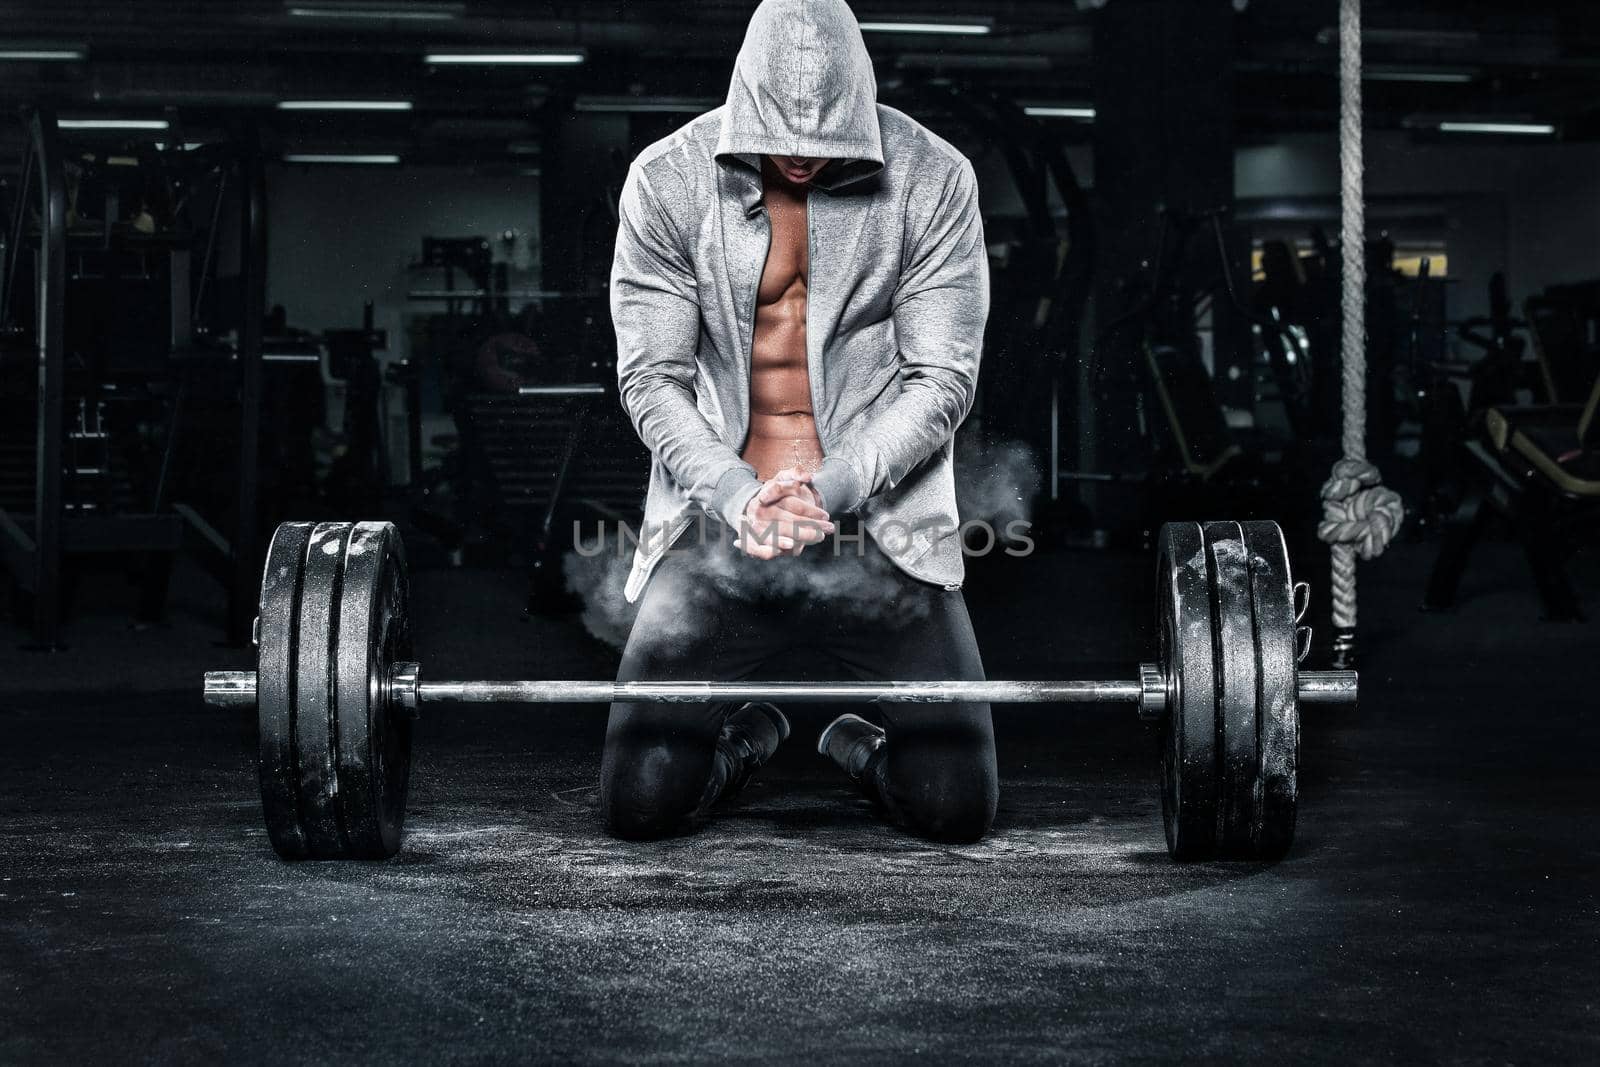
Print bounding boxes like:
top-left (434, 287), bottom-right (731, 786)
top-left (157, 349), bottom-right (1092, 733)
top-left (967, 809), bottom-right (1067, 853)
top-left (599, 519), bottom-right (998, 843)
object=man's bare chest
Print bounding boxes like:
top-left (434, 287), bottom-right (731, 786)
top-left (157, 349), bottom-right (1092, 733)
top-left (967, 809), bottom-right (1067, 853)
top-left (756, 190), bottom-right (809, 305)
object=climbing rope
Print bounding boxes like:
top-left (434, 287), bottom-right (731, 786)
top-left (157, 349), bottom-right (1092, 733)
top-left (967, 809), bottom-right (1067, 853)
top-left (1318, 0), bottom-right (1405, 665)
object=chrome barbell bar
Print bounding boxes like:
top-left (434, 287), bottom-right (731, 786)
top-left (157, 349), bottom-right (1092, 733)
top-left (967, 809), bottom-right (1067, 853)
top-left (204, 663), bottom-right (1358, 721)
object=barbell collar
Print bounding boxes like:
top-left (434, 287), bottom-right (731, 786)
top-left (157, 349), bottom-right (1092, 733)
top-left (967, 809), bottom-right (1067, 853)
top-left (204, 670), bottom-right (257, 708)
top-left (1138, 662), bottom-right (1167, 721)
top-left (391, 660), bottom-right (421, 718)
top-left (1295, 669), bottom-right (1359, 704)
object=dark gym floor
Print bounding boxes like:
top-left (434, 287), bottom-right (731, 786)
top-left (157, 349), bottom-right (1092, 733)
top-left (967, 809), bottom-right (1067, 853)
top-left (2, 534), bottom-right (1597, 1064)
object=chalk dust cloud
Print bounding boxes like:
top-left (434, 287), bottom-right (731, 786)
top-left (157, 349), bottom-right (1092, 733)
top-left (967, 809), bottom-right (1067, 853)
top-left (564, 429), bottom-right (1040, 649)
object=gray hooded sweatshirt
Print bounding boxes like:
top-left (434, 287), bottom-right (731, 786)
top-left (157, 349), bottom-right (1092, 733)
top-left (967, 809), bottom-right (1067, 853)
top-left (610, 0), bottom-right (989, 603)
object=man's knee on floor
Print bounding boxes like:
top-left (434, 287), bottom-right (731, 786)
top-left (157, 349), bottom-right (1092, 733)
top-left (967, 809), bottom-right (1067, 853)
top-left (598, 742), bottom-right (709, 840)
top-left (881, 757), bottom-right (998, 844)
top-left (600, 802), bottom-right (682, 841)
top-left (600, 778), bottom-right (699, 840)
top-left (902, 784), bottom-right (998, 844)
top-left (877, 723), bottom-right (998, 843)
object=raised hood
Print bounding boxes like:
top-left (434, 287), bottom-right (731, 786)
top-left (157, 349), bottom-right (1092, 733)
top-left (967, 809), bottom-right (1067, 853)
top-left (714, 0), bottom-right (885, 190)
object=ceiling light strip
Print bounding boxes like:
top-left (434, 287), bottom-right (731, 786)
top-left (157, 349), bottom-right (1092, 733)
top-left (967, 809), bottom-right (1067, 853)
top-left (277, 100), bottom-right (414, 111)
top-left (60, 119), bottom-right (170, 130)
top-left (1024, 106), bottom-right (1095, 120)
top-left (1437, 121), bottom-right (1554, 135)
top-left (284, 153), bottom-right (402, 163)
top-left (857, 21), bottom-right (991, 35)
top-left (0, 49), bottom-right (84, 61)
top-left (288, 5), bottom-right (461, 19)
top-left (424, 53), bottom-right (584, 65)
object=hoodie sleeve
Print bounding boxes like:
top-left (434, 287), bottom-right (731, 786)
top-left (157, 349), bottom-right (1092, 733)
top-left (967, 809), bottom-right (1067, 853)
top-left (810, 159), bottom-right (989, 515)
top-left (611, 164), bottom-right (764, 530)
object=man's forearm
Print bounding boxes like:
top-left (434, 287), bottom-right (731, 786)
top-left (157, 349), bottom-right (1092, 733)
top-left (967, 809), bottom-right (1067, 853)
top-left (810, 374), bottom-right (974, 514)
top-left (618, 370), bottom-right (764, 528)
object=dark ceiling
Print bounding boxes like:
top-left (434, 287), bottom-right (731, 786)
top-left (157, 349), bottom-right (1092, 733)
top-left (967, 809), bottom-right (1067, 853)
top-left (0, 0), bottom-right (1597, 167)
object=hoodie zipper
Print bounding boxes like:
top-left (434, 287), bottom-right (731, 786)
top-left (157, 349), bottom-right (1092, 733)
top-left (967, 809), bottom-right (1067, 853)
top-left (739, 206), bottom-right (772, 456)
top-left (803, 188), bottom-right (829, 458)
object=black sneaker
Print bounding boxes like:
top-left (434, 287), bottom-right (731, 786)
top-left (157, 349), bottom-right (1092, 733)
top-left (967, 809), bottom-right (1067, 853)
top-left (715, 702), bottom-right (791, 798)
top-left (817, 712), bottom-right (886, 782)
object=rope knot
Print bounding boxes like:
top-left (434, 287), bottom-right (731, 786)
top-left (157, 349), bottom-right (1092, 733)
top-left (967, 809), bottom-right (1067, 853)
top-left (1318, 458), bottom-right (1404, 560)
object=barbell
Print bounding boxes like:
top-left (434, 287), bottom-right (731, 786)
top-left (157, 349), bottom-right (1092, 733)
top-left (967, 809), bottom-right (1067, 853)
top-left (203, 519), bottom-right (1356, 863)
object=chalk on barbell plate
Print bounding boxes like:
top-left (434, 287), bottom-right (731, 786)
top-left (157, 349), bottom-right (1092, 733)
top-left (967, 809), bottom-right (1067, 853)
top-left (257, 522), bottom-right (314, 860)
top-left (256, 520), bottom-right (413, 861)
top-left (1157, 520), bottom-right (1299, 862)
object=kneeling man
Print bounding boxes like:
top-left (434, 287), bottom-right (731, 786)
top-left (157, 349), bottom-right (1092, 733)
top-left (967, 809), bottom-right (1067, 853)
top-left (602, 0), bottom-right (995, 842)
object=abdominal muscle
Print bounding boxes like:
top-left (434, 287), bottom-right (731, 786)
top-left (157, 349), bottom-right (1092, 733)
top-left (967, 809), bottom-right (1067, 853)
top-left (742, 234), bottom-right (824, 480)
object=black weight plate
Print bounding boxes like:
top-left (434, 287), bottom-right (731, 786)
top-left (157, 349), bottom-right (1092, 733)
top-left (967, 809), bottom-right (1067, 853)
top-left (257, 522), bottom-right (316, 860)
top-left (1158, 522), bottom-right (1218, 860)
top-left (1203, 522), bottom-right (1262, 857)
top-left (1241, 520), bottom-right (1298, 859)
top-left (334, 522), bottom-right (413, 858)
top-left (294, 522), bottom-right (354, 858)
top-left (372, 526), bottom-right (414, 855)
